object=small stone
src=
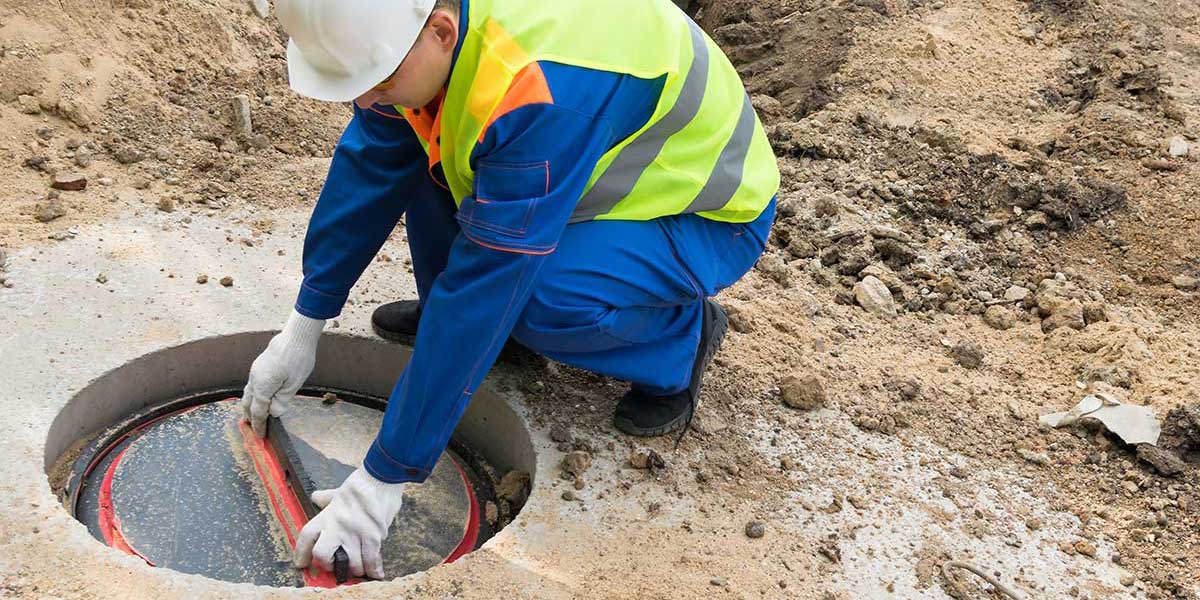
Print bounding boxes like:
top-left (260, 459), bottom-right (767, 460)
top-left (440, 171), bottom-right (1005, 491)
top-left (219, 275), bottom-right (234, 287)
top-left (853, 275), bottom-right (897, 316)
top-left (1041, 298), bottom-right (1086, 333)
top-left (744, 521), bottom-right (766, 539)
top-left (629, 448), bottom-right (665, 470)
top-left (156, 197), bottom-right (176, 213)
top-left (950, 342), bottom-right (984, 369)
top-left (561, 490), bottom-right (576, 501)
top-left (1074, 541), bottom-right (1097, 557)
top-left (561, 450), bottom-right (592, 476)
top-left (1024, 211), bottom-right (1050, 229)
top-left (1136, 444), bottom-right (1186, 477)
top-left (1122, 480), bottom-right (1139, 494)
top-left (710, 576), bottom-right (728, 587)
top-left (1082, 301), bottom-right (1107, 325)
top-left (321, 392), bottom-right (339, 405)
top-left (231, 95), bottom-right (253, 137)
top-left (95, 272), bottom-right (108, 284)
top-left (549, 424), bottom-right (572, 443)
top-left (1026, 517), bottom-right (1042, 531)
top-left (33, 198), bottom-right (67, 223)
top-left (894, 378), bottom-right (922, 401)
top-left (73, 146), bottom-right (94, 168)
top-left (1172, 275), bottom-right (1199, 291)
top-left (780, 375), bottom-right (827, 410)
top-left (36, 126), bottom-right (54, 140)
top-left (983, 305), bottom-right (1015, 330)
top-left (1168, 136), bottom-right (1189, 158)
top-left (1142, 158), bottom-right (1180, 171)
top-left (51, 172), bottom-right (88, 191)
top-left (497, 470), bottom-right (531, 509)
top-left (1018, 448), bottom-right (1050, 466)
top-left (97, 177), bottom-right (113, 186)
top-left (1004, 285), bottom-right (1031, 302)
top-left (16, 94), bottom-right (40, 114)
top-left (196, 274), bottom-right (208, 284)
top-left (1120, 574), bottom-right (1135, 587)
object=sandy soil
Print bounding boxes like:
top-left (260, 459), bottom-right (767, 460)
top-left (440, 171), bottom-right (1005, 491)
top-left (2, 0), bottom-right (1198, 598)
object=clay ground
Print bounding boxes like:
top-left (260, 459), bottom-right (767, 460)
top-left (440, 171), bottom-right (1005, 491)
top-left (1, 0), bottom-right (1198, 598)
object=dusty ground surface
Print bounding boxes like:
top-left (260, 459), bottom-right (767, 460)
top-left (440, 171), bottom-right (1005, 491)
top-left (2, 0), bottom-right (1198, 598)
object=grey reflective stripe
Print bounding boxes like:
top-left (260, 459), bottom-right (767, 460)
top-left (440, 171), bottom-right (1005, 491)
top-left (682, 93), bottom-right (756, 214)
top-left (572, 22), bottom-right (711, 222)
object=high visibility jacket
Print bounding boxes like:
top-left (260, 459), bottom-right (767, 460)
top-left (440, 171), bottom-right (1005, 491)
top-left (397, 0), bottom-right (779, 224)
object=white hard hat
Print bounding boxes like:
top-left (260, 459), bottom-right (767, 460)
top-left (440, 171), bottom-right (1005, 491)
top-left (276, 0), bottom-right (437, 102)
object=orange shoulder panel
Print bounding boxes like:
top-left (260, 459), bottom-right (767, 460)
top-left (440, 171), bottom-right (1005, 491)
top-left (478, 63), bottom-right (554, 143)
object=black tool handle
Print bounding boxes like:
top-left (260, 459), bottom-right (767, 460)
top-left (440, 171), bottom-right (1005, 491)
top-left (334, 547), bottom-right (350, 583)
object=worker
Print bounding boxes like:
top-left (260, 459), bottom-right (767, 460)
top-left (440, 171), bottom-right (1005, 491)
top-left (240, 0), bottom-right (779, 581)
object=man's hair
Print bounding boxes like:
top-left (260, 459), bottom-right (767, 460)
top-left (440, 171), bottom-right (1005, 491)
top-left (434, 0), bottom-right (460, 12)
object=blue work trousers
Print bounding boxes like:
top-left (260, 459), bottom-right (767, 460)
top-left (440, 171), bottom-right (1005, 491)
top-left (405, 192), bottom-right (775, 395)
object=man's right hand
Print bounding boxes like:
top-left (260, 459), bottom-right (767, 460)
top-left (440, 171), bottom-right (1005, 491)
top-left (241, 310), bottom-right (327, 437)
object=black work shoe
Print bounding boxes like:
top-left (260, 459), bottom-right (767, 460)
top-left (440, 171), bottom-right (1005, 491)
top-left (613, 299), bottom-right (729, 438)
top-left (371, 299), bottom-right (422, 343)
top-left (371, 299), bottom-right (542, 366)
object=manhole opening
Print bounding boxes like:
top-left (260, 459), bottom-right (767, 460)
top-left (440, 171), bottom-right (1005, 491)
top-left (45, 333), bottom-right (536, 588)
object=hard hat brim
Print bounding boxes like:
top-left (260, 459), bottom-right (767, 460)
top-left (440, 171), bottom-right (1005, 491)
top-left (286, 39), bottom-right (405, 103)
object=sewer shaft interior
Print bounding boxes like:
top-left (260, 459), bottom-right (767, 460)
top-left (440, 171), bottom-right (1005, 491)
top-left (63, 390), bottom-right (496, 587)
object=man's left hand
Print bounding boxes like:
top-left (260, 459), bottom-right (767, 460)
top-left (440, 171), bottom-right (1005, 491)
top-left (294, 467), bottom-right (406, 580)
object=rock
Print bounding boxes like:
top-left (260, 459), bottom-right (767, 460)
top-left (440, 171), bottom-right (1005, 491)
top-left (1024, 211), bottom-right (1050, 229)
top-left (710, 576), bottom-right (728, 587)
top-left (196, 274), bottom-right (208, 284)
top-left (1041, 298), bottom-right (1085, 333)
top-left (33, 198), bottom-right (67, 222)
top-left (73, 146), bottom-right (94, 168)
top-left (1082, 301), bottom-right (1107, 325)
top-left (744, 521), bottom-right (766, 539)
top-left (1120, 574), bottom-right (1135, 587)
top-left (1168, 136), bottom-right (1189, 157)
top-left (561, 450), bottom-right (592, 476)
top-left (983, 305), bottom-right (1016, 330)
top-left (780, 375), bottom-right (826, 410)
top-left (853, 275), bottom-right (897, 316)
top-left (156, 197), bottom-right (176, 213)
top-left (51, 172), bottom-right (88, 191)
top-left (56, 98), bottom-right (93, 128)
top-left (561, 490), bottom-right (576, 501)
top-left (1142, 158), bottom-right (1180, 171)
top-left (219, 275), bottom-right (234, 287)
top-left (1074, 541), bottom-right (1097, 558)
top-left (873, 238), bottom-right (918, 265)
top-left (16, 94), bottom-right (40, 114)
top-left (549, 424), bottom-right (572, 443)
top-left (891, 378), bottom-right (922, 401)
top-left (1172, 275), bottom-right (1199, 291)
top-left (95, 273), bottom-right (108, 284)
top-left (113, 145), bottom-right (145, 165)
top-left (1136, 444), bottom-right (1186, 477)
top-left (1018, 448), bottom-right (1050, 466)
top-left (950, 342), bottom-right (984, 369)
top-left (813, 195), bottom-right (841, 218)
top-left (629, 448), bottom-right (665, 470)
top-left (496, 470), bottom-right (531, 509)
top-left (1004, 286), bottom-right (1031, 302)
top-left (231, 95), bottom-right (253, 137)
top-left (36, 126), bottom-right (54, 140)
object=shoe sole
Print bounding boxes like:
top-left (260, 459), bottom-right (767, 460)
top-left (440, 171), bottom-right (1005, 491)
top-left (612, 299), bottom-right (728, 437)
top-left (371, 321), bottom-right (417, 345)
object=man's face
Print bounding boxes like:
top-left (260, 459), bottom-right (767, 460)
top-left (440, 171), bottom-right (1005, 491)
top-left (354, 9), bottom-right (459, 110)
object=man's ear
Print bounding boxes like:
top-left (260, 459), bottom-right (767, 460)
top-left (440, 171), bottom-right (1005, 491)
top-left (429, 10), bottom-right (459, 53)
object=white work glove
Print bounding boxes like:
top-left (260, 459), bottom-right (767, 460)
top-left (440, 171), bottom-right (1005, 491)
top-left (240, 309), bottom-right (326, 437)
top-left (294, 467), bottom-right (406, 580)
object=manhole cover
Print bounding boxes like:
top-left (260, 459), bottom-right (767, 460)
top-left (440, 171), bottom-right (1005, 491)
top-left (64, 390), bottom-right (498, 587)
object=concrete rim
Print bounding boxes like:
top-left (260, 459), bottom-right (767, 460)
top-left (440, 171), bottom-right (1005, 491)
top-left (43, 331), bottom-right (539, 592)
